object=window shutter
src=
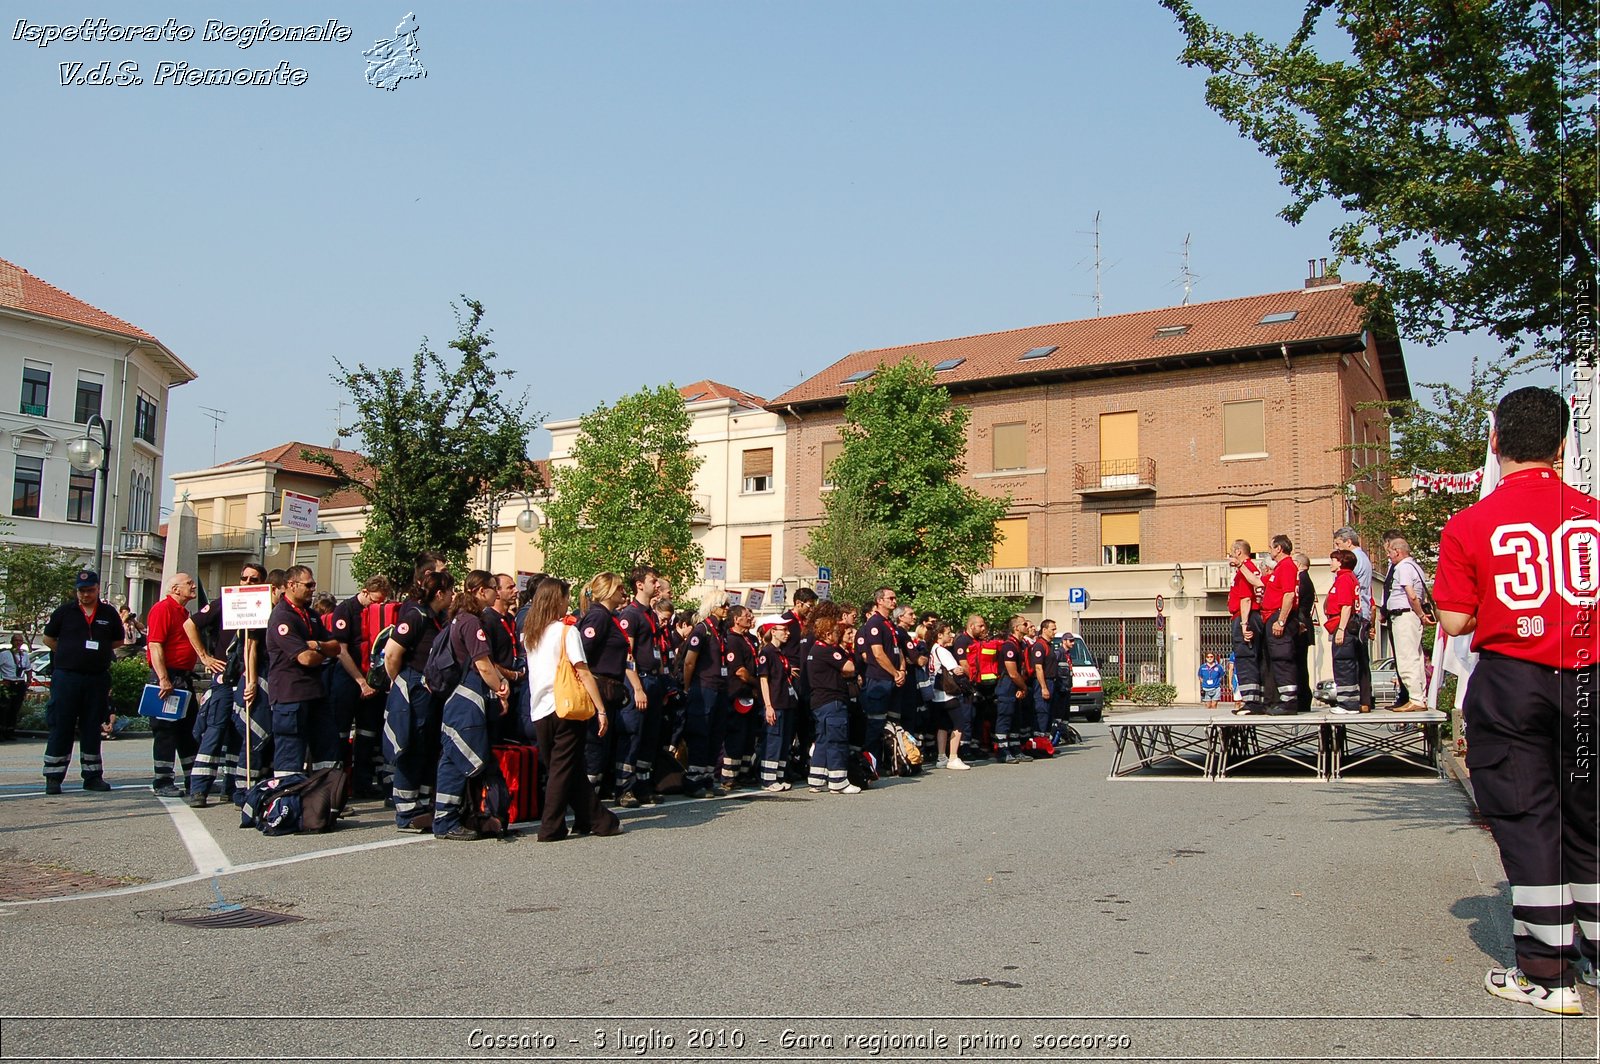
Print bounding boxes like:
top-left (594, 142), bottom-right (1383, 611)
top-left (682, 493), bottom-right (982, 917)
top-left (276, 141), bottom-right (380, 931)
top-left (742, 448), bottom-right (773, 479)
top-left (740, 535), bottom-right (772, 583)
top-left (992, 423), bottom-right (1027, 471)
top-left (1222, 400), bottom-right (1266, 456)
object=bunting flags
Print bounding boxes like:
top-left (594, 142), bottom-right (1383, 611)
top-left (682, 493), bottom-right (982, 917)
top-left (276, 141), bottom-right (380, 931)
top-left (1410, 467), bottom-right (1485, 494)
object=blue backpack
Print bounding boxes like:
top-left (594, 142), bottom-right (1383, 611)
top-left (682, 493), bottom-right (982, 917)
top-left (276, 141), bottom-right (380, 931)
top-left (422, 619), bottom-right (463, 693)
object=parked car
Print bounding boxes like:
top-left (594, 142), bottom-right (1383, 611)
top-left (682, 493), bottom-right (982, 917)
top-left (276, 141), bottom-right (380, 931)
top-left (1051, 634), bottom-right (1103, 722)
top-left (1314, 654), bottom-right (1401, 708)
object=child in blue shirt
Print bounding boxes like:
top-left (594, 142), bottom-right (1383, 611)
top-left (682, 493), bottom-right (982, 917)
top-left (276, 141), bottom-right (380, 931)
top-left (1198, 653), bottom-right (1224, 709)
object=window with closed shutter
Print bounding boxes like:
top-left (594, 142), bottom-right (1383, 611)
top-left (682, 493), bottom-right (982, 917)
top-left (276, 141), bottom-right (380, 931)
top-left (740, 535), bottom-right (772, 583)
top-left (1224, 505), bottom-right (1270, 556)
top-left (992, 518), bottom-right (1028, 568)
top-left (992, 423), bottom-right (1027, 471)
top-left (821, 440), bottom-right (844, 487)
top-left (742, 448), bottom-right (774, 493)
top-left (1222, 400), bottom-right (1266, 457)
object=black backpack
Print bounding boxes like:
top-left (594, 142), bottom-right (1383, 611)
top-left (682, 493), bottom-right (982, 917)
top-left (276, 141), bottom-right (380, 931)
top-left (422, 619), bottom-right (463, 694)
top-left (365, 623), bottom-right (396, 693)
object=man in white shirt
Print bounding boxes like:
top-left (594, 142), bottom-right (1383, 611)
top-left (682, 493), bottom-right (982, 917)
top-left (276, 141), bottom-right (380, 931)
top-left (1333, 527), bottom-right (1375, 711)
top-left (1382, 534), bottom-right (1431, 711)
top-left (0, 633), bottom-right (31, 740)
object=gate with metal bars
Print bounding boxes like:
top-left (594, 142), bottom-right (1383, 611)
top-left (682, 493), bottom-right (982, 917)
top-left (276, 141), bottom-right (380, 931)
top-left (1197, 614), bottom-right (1235, 700)
top-left (1079, 617), bottom-right (1166, 686)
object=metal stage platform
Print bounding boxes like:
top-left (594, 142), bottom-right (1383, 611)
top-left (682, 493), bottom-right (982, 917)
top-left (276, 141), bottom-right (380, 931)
top-left (1107, 706), bottom-right (1447, 782)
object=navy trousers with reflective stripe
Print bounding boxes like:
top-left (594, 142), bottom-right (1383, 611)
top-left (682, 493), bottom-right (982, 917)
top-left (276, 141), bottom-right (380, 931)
top-left (1464, 654), bottom-right (1600, 987)
top-left (384, 669), bottom-right (440, 827)
top-left (148, 671), bottom-right (197, 788)
top-left (433, 674), bottom-right (491, 835)
top-left (189, 681), bottom-right (235, 797)
top-left (615, 673), bottom-right (662, 796)
top-left (683, 684), bottom-right (727, 787)
top-left (809, 699), bottom-right (849, 791)
top-left (42, 669), bottom-right (109, 784)
top-left (1231, 615), bottom-right (1265, 710)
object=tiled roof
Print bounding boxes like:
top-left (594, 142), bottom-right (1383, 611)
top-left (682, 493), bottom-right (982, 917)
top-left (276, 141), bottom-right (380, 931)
top-left (232, 442), bottom-right (374, 483)
top-left (679, 380), bottom-right (768, 409)
top-left (768, 284), bottom-right (1387, 408)
top-left (0, 257), bottom-right (161, 344)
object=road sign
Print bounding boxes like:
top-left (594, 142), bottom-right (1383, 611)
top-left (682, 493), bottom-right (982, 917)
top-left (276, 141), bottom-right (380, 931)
top-left (768, 582), bottom-right (787, 608)
top-left (1068, 586), bottom-right (1090, 611)
top-left (279, 489), bottom-right (319, 533)
top-left (814, 579), bottom-right (832, 601)
top-left (705, 558), bottom-right (726, 582)
top-left (817, 566), bottom-right (832, 582)
top-left (1155, 594), bottom-right (1165, 613)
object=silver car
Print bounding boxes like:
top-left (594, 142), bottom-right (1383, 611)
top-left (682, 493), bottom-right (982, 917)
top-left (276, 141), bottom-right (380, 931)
top-left (1315, 654), bottom-right (1401, 708)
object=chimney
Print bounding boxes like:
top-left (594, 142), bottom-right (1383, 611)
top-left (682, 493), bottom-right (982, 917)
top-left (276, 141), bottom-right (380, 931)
top-left (1305, 257), bottom-right (1341, 288)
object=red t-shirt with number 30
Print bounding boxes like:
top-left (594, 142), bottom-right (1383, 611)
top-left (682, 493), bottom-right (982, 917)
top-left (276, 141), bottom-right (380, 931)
top-left (1432, 467), bottom-right (1600, 670)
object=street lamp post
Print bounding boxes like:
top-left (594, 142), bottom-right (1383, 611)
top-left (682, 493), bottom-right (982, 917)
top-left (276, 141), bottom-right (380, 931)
top-left (66, 415), bottom-right (113, 579)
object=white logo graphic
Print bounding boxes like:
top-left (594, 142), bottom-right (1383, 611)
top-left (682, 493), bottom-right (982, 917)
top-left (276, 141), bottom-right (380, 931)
top-left (363, 12), bottom-right (425, 90)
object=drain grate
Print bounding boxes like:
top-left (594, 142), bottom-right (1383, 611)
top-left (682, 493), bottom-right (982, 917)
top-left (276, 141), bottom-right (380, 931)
top-left (165, 907), bottom-right (303, 928)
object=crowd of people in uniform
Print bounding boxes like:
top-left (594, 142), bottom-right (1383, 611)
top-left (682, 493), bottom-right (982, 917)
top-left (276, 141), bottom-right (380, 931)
top-left (35, 554), bottom-right (1087, 841)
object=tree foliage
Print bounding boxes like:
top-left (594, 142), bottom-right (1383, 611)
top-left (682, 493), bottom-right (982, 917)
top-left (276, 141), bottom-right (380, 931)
top-left (0, 540), bottom-right (86, 645)
top-left (539, 385), bottom-right (705, 593)
top-left (1161, 0), bottom-right (1597, 363)
top-left (1341, 355), bottom-right (1542, 564)
top-left (309, 298), bottom-right (540, 590)
top-left (802, 359), bottom-right (1011, 620)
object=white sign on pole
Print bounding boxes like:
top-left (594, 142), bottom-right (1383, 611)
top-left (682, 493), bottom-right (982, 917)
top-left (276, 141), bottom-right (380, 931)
top-left (768, 582), bottom-right (787, 608)
top-left (814, 579), bottom-right (832, 601)
top-left (705, 558), bottom-right (727, 582)
top-left (220, 584), bottom-right (273, 630)
top-left (725, 590), bottom-right (743, 607)
top-left (280, 489), bottom-right (320, 533)
top-left (744, 587), bottom-right (765, 611)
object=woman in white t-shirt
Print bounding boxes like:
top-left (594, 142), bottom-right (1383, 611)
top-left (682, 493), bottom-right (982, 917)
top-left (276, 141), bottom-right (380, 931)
top-left (522, 577), bottom-right (621, 842)
top-left (926, 623), bottom-right (971, 771)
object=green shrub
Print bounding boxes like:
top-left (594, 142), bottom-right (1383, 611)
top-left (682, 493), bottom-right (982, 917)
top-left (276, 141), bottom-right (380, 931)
top-left (1101, 675), bottom-right (1130, 703)
top-left (109, 658), bottom-right (149, 713)
top-left (1129, 682), bottom-right (1177, 706)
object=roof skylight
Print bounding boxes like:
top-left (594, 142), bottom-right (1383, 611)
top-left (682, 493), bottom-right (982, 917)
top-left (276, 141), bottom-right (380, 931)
top-left (841, 370), bottom-right (874, 384)
top-left (1258, 311), bottom-right (1298, 325)
top-left (932, 357), bottom-right (965, 372)
top-left (1019, 345), bottom-right (1058, 361)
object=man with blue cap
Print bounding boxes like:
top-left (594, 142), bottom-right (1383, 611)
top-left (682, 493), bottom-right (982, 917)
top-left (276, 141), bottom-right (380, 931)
top-left (41, 569), bottom-right (124, 793)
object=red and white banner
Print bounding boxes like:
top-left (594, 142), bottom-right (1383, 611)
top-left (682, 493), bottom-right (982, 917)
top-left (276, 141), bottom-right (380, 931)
top-left (1411, 467), bottom-right (1484, 494)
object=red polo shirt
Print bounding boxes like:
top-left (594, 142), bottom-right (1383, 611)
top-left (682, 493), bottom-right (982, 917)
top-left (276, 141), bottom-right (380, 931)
top-left (146, 595), bottom-right (198, 673)
top-left (1228, 560), bottom-right (1261, 618)
top-left (1261, 555), bottom-right (1298, 614)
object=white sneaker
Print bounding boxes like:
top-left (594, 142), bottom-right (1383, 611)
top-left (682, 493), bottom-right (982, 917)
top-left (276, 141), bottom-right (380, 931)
top-left (935, 756), bottom-right (949, 769)
top-left (833, 783), bottom-right (862, 795)
top-left (762, 782), bottom-right (791, 792)
top-left (1485, 966), bottom-right (1584, 1015)
top-left (946, 757), bottom-right (971, 771)
top-left (1579, 956), bottom-right (1599, 988)
top-left (1330, 707), bottom-right (1359, 715)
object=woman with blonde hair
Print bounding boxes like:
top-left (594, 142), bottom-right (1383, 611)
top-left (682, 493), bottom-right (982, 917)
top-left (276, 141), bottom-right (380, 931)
top-left (523, 578), bottom-right (619, 841)
top-left (578, 572), bottom-right (644, 802)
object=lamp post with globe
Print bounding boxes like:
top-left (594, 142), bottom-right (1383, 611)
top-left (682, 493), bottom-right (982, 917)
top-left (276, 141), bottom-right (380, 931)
top-left (65, 415), bottom-right (112, 579)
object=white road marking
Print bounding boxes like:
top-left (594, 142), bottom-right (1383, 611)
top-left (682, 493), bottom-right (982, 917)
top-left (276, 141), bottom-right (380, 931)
top-left (2, 833), bottom-right (435, 906)
top-left (155, 794), bottom-right (234, 875)
top-left (0, 783), bottom-right (149, 799)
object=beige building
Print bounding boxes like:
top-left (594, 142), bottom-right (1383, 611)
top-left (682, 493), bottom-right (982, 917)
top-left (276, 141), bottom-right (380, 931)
top-left (543, 380), bottom-right (789, 604)
top-left (767, 271), bottom-right (1411, 700)
top-left (168, 443), bottom-right (550, 597)
top-left (0, 257), bottom-right (197, 612)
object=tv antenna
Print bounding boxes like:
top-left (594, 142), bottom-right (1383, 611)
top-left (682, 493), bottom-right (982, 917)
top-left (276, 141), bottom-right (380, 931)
top-left (330, 400), bottom-right (348, 446)
top-left (1178, 233), bottom-right (1198, 306)
top-left (198, 406), bottom-right (226, 466)
top-left (1073, 211), bottom-right (1115, 316)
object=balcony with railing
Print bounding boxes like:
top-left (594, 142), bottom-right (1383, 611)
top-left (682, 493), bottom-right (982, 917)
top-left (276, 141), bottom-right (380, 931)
top-left (197, 532), bottom-right (259, 555)
top-left (1072, 456), bottom-right (1156, 496)
top-left (119, 531), bottom-right (165, 561)
top-left (968, 567), bottom-right (1044, 597)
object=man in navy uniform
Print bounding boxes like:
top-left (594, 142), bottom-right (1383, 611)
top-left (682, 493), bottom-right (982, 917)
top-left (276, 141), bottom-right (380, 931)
top-left (265, 566), bottom-right (341, 777)
top-left (1436, 387), bottom-right (1600, 1015)
top-left (41, 570), bottom-right (124, 793)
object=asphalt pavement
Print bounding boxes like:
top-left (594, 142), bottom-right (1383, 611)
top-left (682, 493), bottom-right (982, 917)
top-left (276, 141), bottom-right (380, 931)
top-left (1, 721), bottom-right (1595, 1063)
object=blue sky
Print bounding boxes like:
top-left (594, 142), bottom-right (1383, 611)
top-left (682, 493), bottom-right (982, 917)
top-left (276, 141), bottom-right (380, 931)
top-left (2, 1), bottom-right (1544, 510)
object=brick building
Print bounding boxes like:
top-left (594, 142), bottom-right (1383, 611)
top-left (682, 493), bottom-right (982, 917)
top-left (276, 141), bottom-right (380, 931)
top-left (767, 271), bottom-right (1411, 700)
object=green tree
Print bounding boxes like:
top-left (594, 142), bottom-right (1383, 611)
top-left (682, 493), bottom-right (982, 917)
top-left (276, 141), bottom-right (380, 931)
top-left (798, 487), bottom-right (888, 612)
top-left (1341, 356), bottom-right (1543, 564)
top-left (0, 541), bottom-right (86, 646)
top-left (308, 298), bottom-right (540, 589)
top-left (1160, 0), bottom-right (1597, 363)
top-left (539, 384), bottom-right (705, 592)
top-left (803, 359), bottom-right (1011, 620)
